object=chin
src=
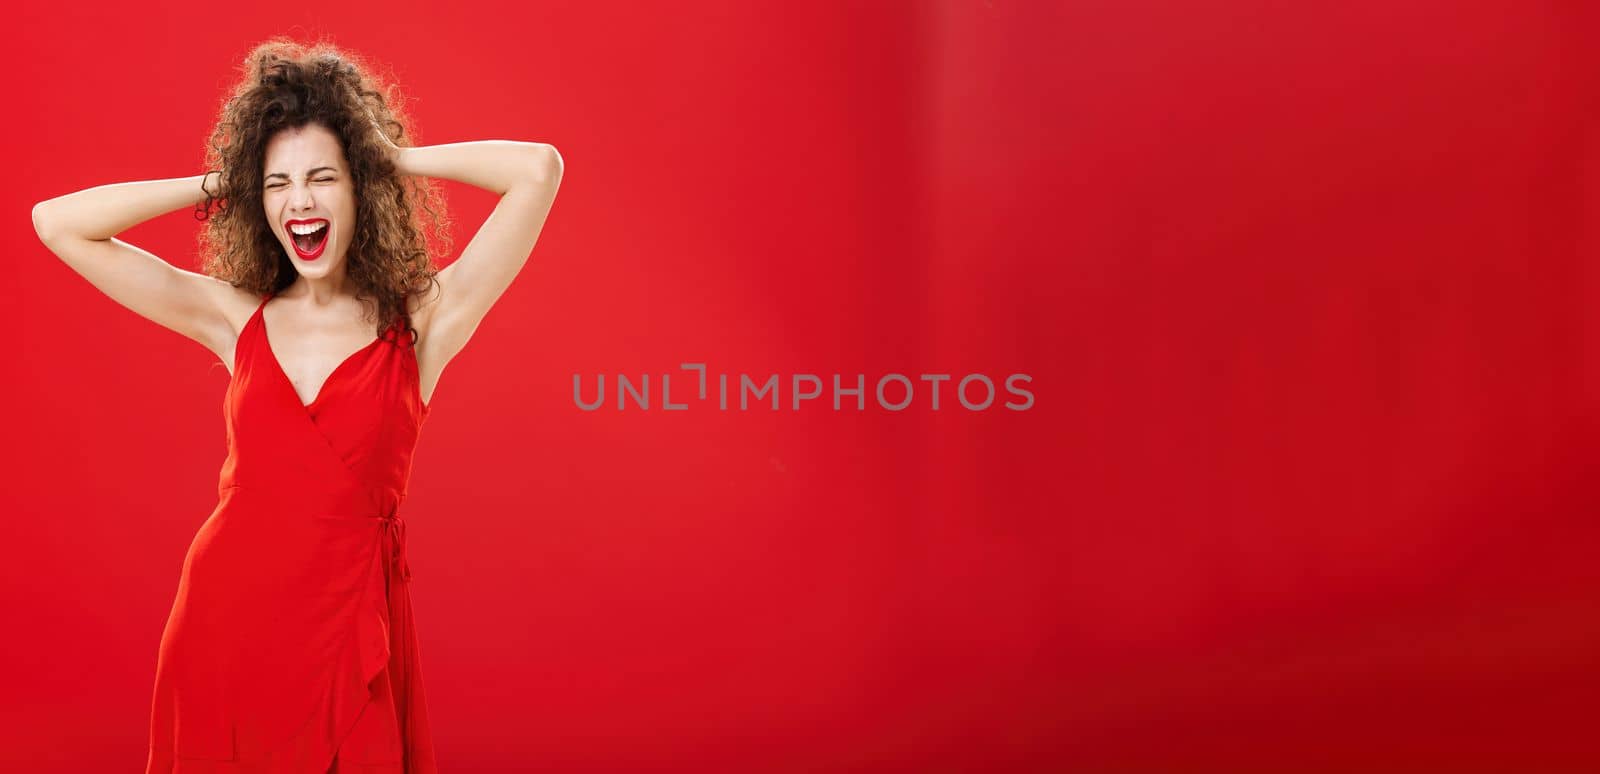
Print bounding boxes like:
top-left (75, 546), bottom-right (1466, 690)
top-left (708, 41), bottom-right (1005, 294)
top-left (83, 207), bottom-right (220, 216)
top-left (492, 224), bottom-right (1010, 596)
top-left (286, 246), bottom-right (345, 274)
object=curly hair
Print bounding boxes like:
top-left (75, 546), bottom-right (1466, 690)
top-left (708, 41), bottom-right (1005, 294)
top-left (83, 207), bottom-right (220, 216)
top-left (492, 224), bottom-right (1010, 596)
top-left (196, 37), bottom-right (450, 346)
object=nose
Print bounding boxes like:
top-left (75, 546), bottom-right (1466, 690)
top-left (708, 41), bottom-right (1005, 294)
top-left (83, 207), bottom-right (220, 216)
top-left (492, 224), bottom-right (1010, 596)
top-left (291, 183), bottom-right (316, 212)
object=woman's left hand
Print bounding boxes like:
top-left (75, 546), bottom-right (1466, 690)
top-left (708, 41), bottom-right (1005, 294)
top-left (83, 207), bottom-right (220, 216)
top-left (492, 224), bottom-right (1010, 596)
top-left (370, 115), bottom-right (403, 168)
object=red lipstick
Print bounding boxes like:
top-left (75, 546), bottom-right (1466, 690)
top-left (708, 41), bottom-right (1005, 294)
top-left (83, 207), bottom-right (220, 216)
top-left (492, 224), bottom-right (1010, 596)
top-left (285, 218), bottom-right (330, 261)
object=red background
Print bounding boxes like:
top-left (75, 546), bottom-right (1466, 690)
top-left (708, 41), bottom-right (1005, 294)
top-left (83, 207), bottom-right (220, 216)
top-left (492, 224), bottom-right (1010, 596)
top-left (5, 1), bottom-right (1599, 771)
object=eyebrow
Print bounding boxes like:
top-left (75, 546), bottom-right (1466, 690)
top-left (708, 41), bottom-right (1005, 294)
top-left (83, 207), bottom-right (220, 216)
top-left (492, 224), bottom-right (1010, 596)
top-left (264, 166), bottom-right (340, 182)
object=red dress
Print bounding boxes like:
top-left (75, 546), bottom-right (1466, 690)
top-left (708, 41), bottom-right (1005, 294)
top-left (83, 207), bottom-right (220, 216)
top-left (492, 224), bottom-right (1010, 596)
top-left (147, 291), bottom-right (436, 773)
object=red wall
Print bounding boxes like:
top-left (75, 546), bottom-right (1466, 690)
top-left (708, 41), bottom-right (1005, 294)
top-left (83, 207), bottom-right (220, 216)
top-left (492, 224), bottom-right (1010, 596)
top-left (4, 2), bottom-right (1597, 771)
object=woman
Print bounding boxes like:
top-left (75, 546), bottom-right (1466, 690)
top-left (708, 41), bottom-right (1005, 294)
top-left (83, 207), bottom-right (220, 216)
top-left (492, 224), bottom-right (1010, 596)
top-left (30, 38), bottom-right (563, 772)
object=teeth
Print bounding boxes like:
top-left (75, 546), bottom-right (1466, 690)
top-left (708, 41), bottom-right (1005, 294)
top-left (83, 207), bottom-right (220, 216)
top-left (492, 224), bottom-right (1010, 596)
top-left (289, 222), bottom-right (327, 235)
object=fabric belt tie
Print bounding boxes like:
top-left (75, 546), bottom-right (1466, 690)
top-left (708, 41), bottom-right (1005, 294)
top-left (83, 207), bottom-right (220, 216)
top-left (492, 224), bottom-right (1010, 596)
top-left (380, 511), bottom-right (412, 583)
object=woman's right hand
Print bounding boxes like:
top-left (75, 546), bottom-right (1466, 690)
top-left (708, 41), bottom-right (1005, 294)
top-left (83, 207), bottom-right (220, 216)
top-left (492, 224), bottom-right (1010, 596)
top-left (201, 169), bottom-right (223, 199)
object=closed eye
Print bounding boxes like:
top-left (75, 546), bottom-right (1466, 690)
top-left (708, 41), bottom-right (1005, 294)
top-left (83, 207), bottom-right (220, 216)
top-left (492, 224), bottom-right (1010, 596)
top-left (265, 177), bottom-right (336, 189)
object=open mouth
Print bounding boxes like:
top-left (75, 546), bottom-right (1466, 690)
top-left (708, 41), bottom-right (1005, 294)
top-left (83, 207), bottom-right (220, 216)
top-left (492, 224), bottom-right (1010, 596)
top-left (287, 219), bottom-right (330, 260)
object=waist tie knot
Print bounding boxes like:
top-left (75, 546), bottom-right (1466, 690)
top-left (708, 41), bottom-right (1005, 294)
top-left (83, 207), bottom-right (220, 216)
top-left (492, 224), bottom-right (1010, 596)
top-left (380, 511), bottom-right (412, 583)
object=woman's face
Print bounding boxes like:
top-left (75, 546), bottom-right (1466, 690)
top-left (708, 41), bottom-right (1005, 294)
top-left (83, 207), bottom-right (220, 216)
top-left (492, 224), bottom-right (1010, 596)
top-left (261, 123), bottom-right (357, 277)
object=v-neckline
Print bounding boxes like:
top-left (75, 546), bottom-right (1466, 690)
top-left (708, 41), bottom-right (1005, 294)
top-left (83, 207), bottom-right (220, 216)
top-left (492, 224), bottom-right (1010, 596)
top-left (257, 294), bottom-right (386, 409)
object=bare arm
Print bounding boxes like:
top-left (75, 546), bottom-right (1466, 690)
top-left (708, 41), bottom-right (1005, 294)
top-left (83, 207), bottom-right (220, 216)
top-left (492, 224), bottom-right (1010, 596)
top-left (392, 140), bottom-right (563, 368)
top-left (31, 173), bottom-right (242, 358)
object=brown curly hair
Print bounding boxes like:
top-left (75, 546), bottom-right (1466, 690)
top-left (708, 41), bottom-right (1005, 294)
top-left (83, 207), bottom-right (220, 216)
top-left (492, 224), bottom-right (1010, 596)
top-left (196, 37), bottom-right (450, 346)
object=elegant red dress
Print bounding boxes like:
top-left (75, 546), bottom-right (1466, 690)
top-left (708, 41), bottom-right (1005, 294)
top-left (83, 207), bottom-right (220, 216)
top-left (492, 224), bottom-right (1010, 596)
top-left (147, 291), bottom-right (436, 773)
